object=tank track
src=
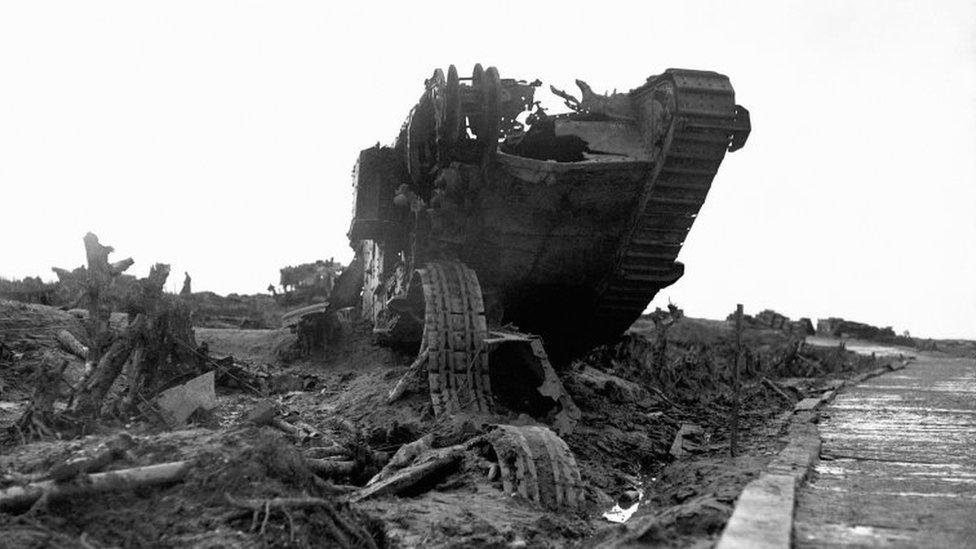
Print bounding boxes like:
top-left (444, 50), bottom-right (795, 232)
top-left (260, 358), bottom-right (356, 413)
top-left (488, 424), bottom-right (584, 509)
top-left (417, 261), bottom-right (493, 415)
top-left (594, 69), bottom-right (743, 336)
top-left (415, 264), bottom-right (585, 510)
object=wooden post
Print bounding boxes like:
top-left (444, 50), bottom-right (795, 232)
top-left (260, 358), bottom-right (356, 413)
top-left (731, 303), bottom-right (743, 457)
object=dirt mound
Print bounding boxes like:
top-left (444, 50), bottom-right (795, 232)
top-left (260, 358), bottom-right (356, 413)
top-left (0, 300), bottom-right (87, 354)
top-left (0, 301), bottom-right (91, 429)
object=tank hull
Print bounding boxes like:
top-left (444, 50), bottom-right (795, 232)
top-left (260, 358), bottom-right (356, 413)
top-left (336, 66), bottom-right (748, 501)
top-left (349, 66), bottom-right (749, 361)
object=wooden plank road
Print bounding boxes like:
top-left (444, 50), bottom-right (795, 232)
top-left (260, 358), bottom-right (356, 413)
top-left (794, 355), bottom-right (976, 547)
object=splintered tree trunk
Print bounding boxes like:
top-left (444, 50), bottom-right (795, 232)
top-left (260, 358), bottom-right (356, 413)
top-left (71, 315), bottom-right (143, 419)
top-left (70, 247), bottom-right (180, 421)
top-left (164, 299), bottom-right (200, 366)
top-left (64, 235), bottom-right (135, 420)
top-left (82, 232), bottom-right (133, 366)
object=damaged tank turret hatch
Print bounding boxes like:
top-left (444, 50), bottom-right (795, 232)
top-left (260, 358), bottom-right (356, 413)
top-left (346, 64), bottom-right (749, 508)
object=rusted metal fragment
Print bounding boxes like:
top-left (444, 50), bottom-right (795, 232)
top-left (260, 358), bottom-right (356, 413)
top-left (550, 80), bottom-right (635, 120)
top-left (484, 330), bottom-right (581, 435)
top-left (155, 371), bottom-right (217, 426)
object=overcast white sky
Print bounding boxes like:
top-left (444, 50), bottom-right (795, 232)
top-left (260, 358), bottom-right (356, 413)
top-left (1, 1), bottom-right (974, 339)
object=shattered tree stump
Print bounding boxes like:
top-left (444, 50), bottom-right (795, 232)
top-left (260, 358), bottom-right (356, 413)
top-left (14, 233), bottom-right (210, 432)
top-left (82, 232), bottom-right (133, 368)
top-left (73, 257), bottom-right (206, 420)
top-left (70, 315), bottom-right (145, 418)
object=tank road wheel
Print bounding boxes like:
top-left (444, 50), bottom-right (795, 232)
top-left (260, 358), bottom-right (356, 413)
top-left (413, 261), bottom-right (492, 415)
top-left (480, 66), bottom-right (502, 163)
top-left (468, 63), bottom-right (486, 139)
top-left (434, 65), bottom-right (462, 165)
top-left (404, 69), bottom-right (446, 186)
top-left (404, 99), bottom-right (436, 187)
top-left (488, 424), bottom-right (584, 510)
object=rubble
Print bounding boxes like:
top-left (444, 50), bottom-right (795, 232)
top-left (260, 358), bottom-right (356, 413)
top-left (727, 307), bottom-right (814, 337)
top-left (815, 316), bottom-right (914, 345)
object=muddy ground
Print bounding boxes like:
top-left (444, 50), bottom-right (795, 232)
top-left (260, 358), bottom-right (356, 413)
top-left (0, 299), bottom-right (904, 548)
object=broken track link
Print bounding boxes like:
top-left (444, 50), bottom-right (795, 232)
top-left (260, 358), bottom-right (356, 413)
top-left (488, 424), bottom-right (584, 510)
top-left (594, 69), bottom-right (743, 337)
top-left (416, 261), bottom-right (493, 415)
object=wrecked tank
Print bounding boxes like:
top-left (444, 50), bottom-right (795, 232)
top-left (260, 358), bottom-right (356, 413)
top-left (340, 64), bottom-right (749, 506)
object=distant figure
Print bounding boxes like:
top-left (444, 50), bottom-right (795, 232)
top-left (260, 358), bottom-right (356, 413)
top-left (180, 272), bottom-right (192, 296)
top-left (267, 284), bottom-right (277, 296)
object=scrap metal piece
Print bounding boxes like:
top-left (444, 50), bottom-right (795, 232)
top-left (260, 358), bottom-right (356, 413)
top-left (155, 371), bottom-right (217, 426)
top-left (483, 330), bottom-right (581, 435)
top-left (488, 424), bottom-right (584, 509)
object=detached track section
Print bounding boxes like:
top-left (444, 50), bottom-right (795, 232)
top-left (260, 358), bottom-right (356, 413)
top-left (417, 261), bottom-right (492, 415)
top-left (594, 70), bottom-right (741, 336)
top-left (489, 424), bottom-right (584, 510)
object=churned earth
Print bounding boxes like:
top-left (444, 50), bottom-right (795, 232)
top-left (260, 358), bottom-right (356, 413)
top-left (0, 299), bottom-right (932, 548)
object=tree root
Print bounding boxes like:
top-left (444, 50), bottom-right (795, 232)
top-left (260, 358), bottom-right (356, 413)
top-left (224, 494), bottom-right (378, 549)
